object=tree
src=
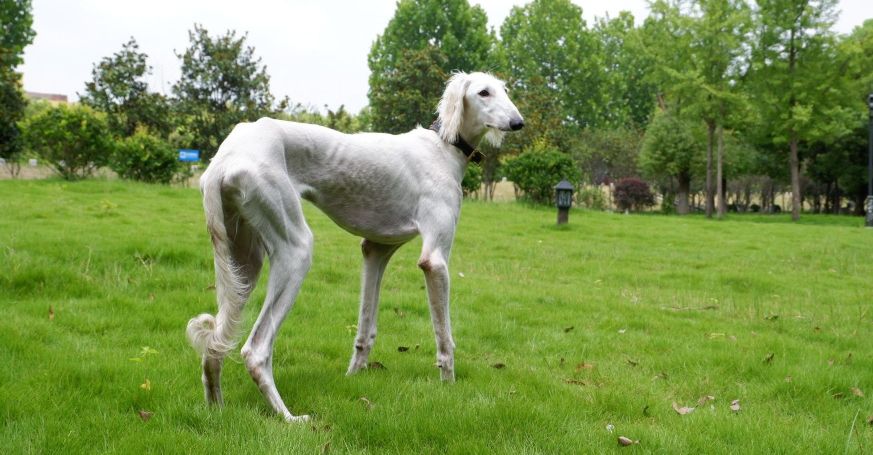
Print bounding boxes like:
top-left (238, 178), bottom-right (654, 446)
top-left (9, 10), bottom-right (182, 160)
top-left (368, 0), bottom-right (492, 134)
top-left (110, 128), bottom-right (179, 184)
top-left (0, 0), bottom-right (36, 177)
top-left (640, 108), bottom-right (705, 214)
top-left (20, 104), bottom-right (114, 180)
top-left (749, 0), bottom-right (853, 221)
top-left (593, 12), bottom-right (658, 129)
top-left (503, 140), bottom-right (579, 205)
top-left (687, 0), bottom-right (751, 219)
top-left (80, 38), bottom-right (172, 138)
top-left (500, 0), bottom-right (604, 129)
top-left (172, 24), bottom-right (280, 161)
top-left (369, 45), bottom-right (448, 134)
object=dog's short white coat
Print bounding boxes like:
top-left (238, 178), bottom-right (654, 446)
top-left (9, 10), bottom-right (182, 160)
top-left (186, 72), bottom-right (523, 422)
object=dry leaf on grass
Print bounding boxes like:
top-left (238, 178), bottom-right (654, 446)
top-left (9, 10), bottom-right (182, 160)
top-left (852, 387), bottom-right (864, 397)
top-left (672, 402), bottom-right (695, 415)
top-left (730, 399), bottom-right (741, 412)
top-left (618, 436), bottom-right (639, 446)
top-left (564, 378), bottom-right (586, 386)
top-left (48, 305), bottom-right (54, 321)
top-left (697, 395), bottom-right (716, 406)
top-left (576, 362), bottom-right (594, 371)
top-left (492, 363), bottom-right (506, 369)
top-left (140, 379), bottom-right (151, 391)
top-left (359, 397), bottom-right (374, 410)
top-left (763, 353), bottom-right (775, 363)
top-left (137, 410), bottom-right (153, 421)
top-left (832, 392), bottom-right (845, 399)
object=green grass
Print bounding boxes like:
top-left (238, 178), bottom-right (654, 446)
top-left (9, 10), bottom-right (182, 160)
top-left (2, 179), bottom-right (873, 453)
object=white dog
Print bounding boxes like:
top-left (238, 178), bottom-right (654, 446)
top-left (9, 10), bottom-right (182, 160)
top-left (187, 72), bottom-right (523, 422)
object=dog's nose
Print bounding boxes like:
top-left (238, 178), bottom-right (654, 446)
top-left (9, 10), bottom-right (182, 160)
top-left (510, 118), bottom-right (524, 131)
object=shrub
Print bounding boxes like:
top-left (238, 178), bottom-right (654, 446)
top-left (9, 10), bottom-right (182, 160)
top-left (614, 177), bottom-right (655, 212)
top-left (577, 186), bottom-right (608, 210)
top-left (111, 128), bottom-right (179, 184)
top-left (503, 141), bottom-right (579, 204)
top-left (461, 164), bottom-right (482, 198)
top-left (20, 104), bottom-right (113, 180)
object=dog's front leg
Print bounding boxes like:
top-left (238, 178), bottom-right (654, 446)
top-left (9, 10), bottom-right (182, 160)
top-left (348, 240), bottom-right (401, 374)
top-left (418, 245), bottom-right (456, 382)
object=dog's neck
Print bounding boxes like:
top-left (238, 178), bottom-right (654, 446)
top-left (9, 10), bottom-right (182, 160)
top-left (429, 120), bottom-right (482, 164)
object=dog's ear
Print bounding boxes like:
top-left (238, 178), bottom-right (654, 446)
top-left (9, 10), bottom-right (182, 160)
top-left (437, 72), bottom-right (470, 144)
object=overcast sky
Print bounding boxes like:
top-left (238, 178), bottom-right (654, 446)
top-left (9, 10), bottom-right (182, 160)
top-left (19, 0), bottom-right (872, 113)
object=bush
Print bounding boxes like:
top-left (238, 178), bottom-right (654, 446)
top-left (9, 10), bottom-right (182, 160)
top-left (20, 104), bottom-right (113, 180)
top-left (461, 164), bottom-right (482, 198)
top-left (577, 186), bottom-right (608, 210)
top-left (111, 129), bottom-right (179, 184)
top-left (503, 141), bottom-right (579, 204)
top-left (614, 177), bottom-right (655, 212)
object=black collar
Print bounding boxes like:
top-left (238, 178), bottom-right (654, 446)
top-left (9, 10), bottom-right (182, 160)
top-left (429, 120), bottom-right (482, 164)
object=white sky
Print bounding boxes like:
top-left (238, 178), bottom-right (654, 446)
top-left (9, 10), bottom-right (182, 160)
top-left (19, 0), bottom-right (872, 113)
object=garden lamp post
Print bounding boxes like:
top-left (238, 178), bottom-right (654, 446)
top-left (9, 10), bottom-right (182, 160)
top-left (555, 180), bottom-right (574, 225)
top-left (867, 94), bottom-right (873, 228)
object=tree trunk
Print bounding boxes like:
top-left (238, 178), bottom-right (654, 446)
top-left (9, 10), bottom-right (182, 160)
top-left (789, 134), bottom-right (801, 221)
top-left (716, 124), bottom-right (725, 219)
top-left (677, 174), bottom-right (690, 215)
top-left (705, 120), bottom-right (715, 218)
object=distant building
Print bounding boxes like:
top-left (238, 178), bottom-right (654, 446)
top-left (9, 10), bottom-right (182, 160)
top-left (25, 91), bottom-right (68, 104)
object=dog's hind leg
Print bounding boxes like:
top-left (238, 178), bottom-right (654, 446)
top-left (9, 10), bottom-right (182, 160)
top-left (201, 219), bottom-right (263, 405)
top-left (238, 172), bottom-right (313, 422)
top-left (347, 240), bottom-right (402, 374)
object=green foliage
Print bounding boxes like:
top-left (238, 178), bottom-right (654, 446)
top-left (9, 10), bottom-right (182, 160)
top-left (503, 141), bottom-right (579, 204)
top-left (640, 109), bottom-right (704, 183)
top-left (573, 127), bottom-right (644, 185)
top-left (0, 0), bottom-right (35, 176)
top-left (593, 12), bottom-right (658, 128)
top-left (172, 24), bottom-right (279, 160)
top-left (461, 164), bottom-right (482, 197)
top-left (79, 38), bottom-right (172, 138)
top-left (0, 68), bottom-right (25, 175)
top-left (368, 0), bottom-right (492, 134)
top-left (110, 128), bottom-right (179, 184)
top-left (369, 46), bottom-right (447, 134)
top-left (20, 104), bottom-right (114, 180)
top-left (576, 185), bottom-right (608, 210)
top-left (500, 0), bottom-right (602, 129)
top-left (613, 177), bottom-right (656, 212)
top-left (0, 0), bottom-right (36, 69)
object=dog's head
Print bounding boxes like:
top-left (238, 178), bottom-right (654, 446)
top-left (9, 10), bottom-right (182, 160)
top-left (437, 72), bottom-right (524, 148)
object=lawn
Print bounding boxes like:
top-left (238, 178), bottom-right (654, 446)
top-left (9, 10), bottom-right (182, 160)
top-left (1, 179), bottom-right (873, 453)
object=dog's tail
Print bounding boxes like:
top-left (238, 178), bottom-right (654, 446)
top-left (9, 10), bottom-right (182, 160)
top-left (187, 169), bottom-right (249, 359)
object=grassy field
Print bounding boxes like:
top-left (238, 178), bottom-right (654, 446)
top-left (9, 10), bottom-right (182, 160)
top-left (2, 179), bottom-right (873, 453)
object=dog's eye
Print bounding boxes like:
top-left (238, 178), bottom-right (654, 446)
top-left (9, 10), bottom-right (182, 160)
top-left (478, 89), bottom-right (490, 97)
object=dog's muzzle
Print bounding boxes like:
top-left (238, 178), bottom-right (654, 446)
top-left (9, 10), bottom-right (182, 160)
top-left (510, 118), bottom-right (525, 131)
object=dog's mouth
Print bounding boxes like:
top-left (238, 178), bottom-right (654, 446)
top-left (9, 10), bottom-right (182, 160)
top-left (486, 123), bottom-right (513, 132)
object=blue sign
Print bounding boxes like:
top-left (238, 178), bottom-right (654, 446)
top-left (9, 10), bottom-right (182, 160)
top-left (179, 149), bottom-right (200, 162)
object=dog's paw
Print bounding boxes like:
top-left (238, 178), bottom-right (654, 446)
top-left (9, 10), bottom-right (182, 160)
top-left (284, 413), bottom-right (310, 423)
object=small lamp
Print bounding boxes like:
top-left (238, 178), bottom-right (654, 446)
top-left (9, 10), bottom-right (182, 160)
top-left (555, 180), bottom-right (574, 225)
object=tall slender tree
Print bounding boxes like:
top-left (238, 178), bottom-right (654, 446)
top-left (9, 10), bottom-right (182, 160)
top-left (0, 0), bottom-right (35, 177)
top-left (749, 0), bottom-right (852, 221)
